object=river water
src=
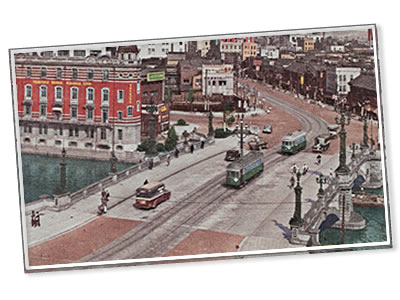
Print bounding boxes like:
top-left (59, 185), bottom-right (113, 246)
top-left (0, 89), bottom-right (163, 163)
top-left (21, 154), bottom-right (133, 203)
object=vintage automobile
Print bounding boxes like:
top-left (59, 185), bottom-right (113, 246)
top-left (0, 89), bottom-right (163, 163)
top-left (134, 181), bottom-right (171, 209)
top-left (226, 151), bottom-right (264, 188)
top-left (312, 134), bottom-right (331, 152)
top-left (281, 130), bottom-right (307, 154)
top-left (328, 124), bottom-right (339, 139)
top-left (248, 136), bottom-right (268, 150)
top-left (262, 124), bottom-right (273, 134)
top-left (225, 150), bottom-right (240, 161)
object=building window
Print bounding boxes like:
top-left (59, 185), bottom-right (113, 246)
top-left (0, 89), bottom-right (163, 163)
top-left (151, 91), bottom-right (158, 97)
top-left (136, 101), bottom-right (140, 112)
top-left (343, 85), bottom-right (346, 92)
top-left (104, 70), bottom-right (109, 81)
top-left (57, 50), bottom-right (69, 56)
top-left (40, 104), bottom-right (47, 116)
top-left (73, 50), bottom-right (86, 57)
top-left (41, 67), bottom-right (47, 78)
top-left (102, 109), bottom-right (109, 123)
top-left (25, 105), bottom-right (31, 116)
top-left (87, 108), bottom-right (94, 120)
top-left (71, 87), bottom-right (78, 103)
top-left (59, 127), bottom-right (63, 135)
top-left (91, 128), bottom-right (94, 138)
top-left (127, 106), bottom-right (133, 116)
top-left (71, 106), bottom-right (78, 118)
top-left (86, 88), bottom-right (94, 102)
top-left (55, 86), bottom-right (63, 101)
top-left (102, 88), bottom-right (109, 102)
top-left (26, 67), bottom-right (32, 78)
top-left (39, 125), bottom-right (43, 134)
top-left (100, 128), bottom-right (107, 140)
top-left (69, 128), bottom-right (73, 137)
top-left (72, 68), bottom-right (78, 80)
top-left (136, 83), bottom-right (140, 94)
top-left (88, 69), bottom-right (94, 80)
top-left (44, 126), bottom-right (48, 135)
top-left (25, 85), bottom-right (32, 99)
top-left (118, 129), bottom-right (123, 140)
top-left (57, 68), bottom-right (62, 79)
top-left (117, 111), bottom-right (123, 120)
top-left (40, 86), bottom-right (47, 99)
top-left (117, 90), bottom-right (124, 103)
top-left (75, 127), bottom-right (79, 137)
top-left (143, 91), bottom-right (148, 98)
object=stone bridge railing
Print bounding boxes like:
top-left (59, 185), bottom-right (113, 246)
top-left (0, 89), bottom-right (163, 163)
top-left (302, 149), bottom-right (380, 234)
top-left (26, 137), bottom-right (215, 213)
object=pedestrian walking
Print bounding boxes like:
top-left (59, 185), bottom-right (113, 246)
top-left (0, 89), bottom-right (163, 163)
top-left (144, 179), bottom-right (149, 185)
top-left (101, 189), bottom-right (110, 214)
top-left (289, 175), bottom-right (295, 189)
top-left (148, 158), bottom-right (153, 170)
top-left (315, 154), bottom-right (321, 165)
top-left (31, 210), bottom-right (36, 227)
top-left (190, 144), bottom-right (194, 154)
top-left (34, 211), bottom-right (41, 227)
top-left (200, 139), bottom-right (205, 149)
top-left (166, 154), bottom-right (171, 166)
top-left (329, 167), bottom-right (334, 181)
top-left (175, 148), bottom-right (180, 158)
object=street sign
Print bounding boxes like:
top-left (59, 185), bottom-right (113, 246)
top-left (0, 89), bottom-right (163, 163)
top-left (147, 71), bottom-right (165, 82)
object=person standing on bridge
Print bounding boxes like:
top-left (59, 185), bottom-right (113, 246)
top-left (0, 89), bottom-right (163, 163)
top-left (190, 144), bottom-right (194, 154)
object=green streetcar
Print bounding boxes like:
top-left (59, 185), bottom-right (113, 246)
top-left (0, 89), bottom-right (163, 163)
top-left (281, 130), bottom-right (307, 154)
top-left (226, 151), bottom-right (264, 188)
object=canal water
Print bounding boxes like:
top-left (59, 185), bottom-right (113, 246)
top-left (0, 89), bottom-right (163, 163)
top-left (21, 154), bottom-right (133, 203)
top-left (319, 206), bottom-right (387, 245)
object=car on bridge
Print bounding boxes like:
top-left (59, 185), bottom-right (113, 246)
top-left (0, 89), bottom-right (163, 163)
top-left (134, 181), bottom-right (171, 209)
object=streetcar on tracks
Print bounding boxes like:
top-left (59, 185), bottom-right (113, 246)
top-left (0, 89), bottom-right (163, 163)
top-left (226, 151), bottom-right (264, 188)
top-left (134, 181), bottom-right (171, 209)
top-left (281, 130), bottom-right (307, 154)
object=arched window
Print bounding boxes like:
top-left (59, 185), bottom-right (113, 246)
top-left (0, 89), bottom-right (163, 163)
top-left (25, 85), bottom-right (32, 99)
top-left (136, 100), bottom-right (140, 112)
top-left (55, 86), bottom-right (63, 101)
top-left (86, 87), bottom-right (94, 102)
top-left (102, 88), bottom-right (109, 102)
top-left (40, 86), bottom-right (47, 99)
top-left (70, 87), bottom-right (78, 103)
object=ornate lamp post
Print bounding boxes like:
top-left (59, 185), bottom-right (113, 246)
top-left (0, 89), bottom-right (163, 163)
top-left (361, 115), bottom-right (369, 150)
top-left (349, 143), bottom-right (358, 160)
top-left (335, 104), bottom-right (351, 174)
top-left (56, 147), bottom-right (67, 195)
top-left (146, 97), bottom-right (158, 157)
top-left (316, 173), bottom-right (328, 195)
top-left (289, 163), bottom-right (309, 228)
top-left (233, 114), bottom-right (249, 157)
top-left (110, 150), bottom-right (118, 174)
top-left (208, 110), bottom-right (214, 138)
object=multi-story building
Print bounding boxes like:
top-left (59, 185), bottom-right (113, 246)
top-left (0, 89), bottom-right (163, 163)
top-left (202, 64), bottom-right (234, 96)
top-left (15, 53), bottom-right (142, 159)
top-left (242, 41), bottom-right (258, 61)
top-left (260, 46), bottom-right (280, 59)
top-left (197, 40), bottom-right (211, 57)
top-left (137, 42), bottom-right (188, 60)
top-left (336, 66), bottom-right (361, 95)
top-left (304, 39), bottom-right (315, 52)
top-left (140, 69), bottom-right (169, 137)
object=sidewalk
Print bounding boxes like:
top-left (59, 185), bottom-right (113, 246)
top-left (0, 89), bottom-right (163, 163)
top-left (25, 136), bottom-right (239, 247)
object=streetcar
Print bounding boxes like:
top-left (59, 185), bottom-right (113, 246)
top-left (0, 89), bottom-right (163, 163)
top-left (226, 151), bottom-right (264, 188)
top-left (281, 130), bottom-right (307, 154)
top-left (134, 181), bottom-right (171, 209)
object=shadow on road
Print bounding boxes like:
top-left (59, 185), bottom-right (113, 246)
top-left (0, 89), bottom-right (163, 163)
top-left (272, 219), bottom-right (291, 241)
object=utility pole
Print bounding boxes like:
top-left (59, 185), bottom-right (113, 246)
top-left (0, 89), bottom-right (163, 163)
top-left (146, 96), bottom-right (158, 156)
top-left (335, 103), bottom-right (351, 174)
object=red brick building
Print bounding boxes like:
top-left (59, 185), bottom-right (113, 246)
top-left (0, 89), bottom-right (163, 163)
top-left (140, 69), bottom-right (169, 137)
top-left (15, 53), bottom-right (142, 156)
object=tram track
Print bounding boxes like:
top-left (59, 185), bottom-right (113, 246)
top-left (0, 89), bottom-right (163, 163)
top-left (80, 85), bottom-right (329, 262)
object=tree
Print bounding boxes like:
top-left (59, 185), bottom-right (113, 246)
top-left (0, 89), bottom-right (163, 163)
top-left (187, 89), bottom-right (194, 111)
top-left (164, 126), bottom-right (179, 151)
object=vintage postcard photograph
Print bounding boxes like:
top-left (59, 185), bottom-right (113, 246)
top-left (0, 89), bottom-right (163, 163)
top-left (9, 24), bottom-right (391, 272)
